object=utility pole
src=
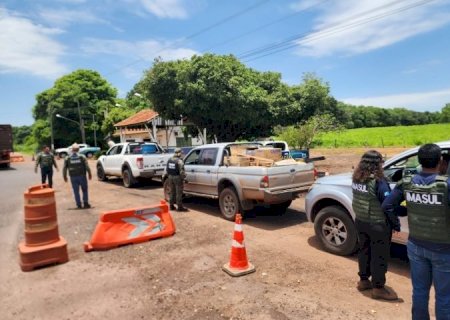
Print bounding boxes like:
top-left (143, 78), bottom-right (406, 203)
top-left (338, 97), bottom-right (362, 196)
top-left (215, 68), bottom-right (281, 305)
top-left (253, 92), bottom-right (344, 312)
top-left (76, 99), bottom-right (86, 144)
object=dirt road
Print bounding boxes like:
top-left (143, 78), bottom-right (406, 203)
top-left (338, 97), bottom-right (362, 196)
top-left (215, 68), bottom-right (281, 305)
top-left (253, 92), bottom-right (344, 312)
top-left (1, 149), bottom-right (427, 319)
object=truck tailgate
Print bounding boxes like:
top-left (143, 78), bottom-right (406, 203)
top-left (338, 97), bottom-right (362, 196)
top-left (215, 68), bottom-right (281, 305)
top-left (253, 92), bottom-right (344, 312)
top-left (266, 162), bottom-right (315, 191)
top-left (142, 155), bottom-right (169, 172)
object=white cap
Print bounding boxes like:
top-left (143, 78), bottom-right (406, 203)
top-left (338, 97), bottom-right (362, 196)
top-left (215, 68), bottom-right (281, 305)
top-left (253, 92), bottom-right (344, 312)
top-left (71, 143), bottom-right (80, 150)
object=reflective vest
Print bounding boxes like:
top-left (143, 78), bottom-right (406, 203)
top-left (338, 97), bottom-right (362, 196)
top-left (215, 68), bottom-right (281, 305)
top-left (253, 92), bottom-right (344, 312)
top-left (166, 157), bottom-right (181, 176)
top-left (403, 175), bottom-right (450, 243)
top-left (37, 153), bottom-right (54, 168)
top-left (352, 178), bottom-right (386, 224)
top-left (65, 154), bottom-right (87, 177)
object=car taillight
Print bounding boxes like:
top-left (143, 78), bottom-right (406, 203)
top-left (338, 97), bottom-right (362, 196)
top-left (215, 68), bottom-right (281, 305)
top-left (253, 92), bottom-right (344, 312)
top-left (260, 175), bottom-right (269, 188)
top-left (136, 157), bottom-right (144, 169)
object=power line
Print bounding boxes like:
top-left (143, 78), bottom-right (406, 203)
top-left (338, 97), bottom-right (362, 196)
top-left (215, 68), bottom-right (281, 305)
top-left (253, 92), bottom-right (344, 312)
top-left (239, 0), bottom-right (436, 62)
top-left (201, 0), bottom-right (331, 53)
top-left (105, 0), bottom-right (272, 76)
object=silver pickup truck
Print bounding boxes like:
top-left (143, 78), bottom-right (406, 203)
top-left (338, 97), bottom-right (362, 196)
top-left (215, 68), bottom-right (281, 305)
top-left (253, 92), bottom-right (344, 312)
top-left (305, 140), bottom-right (450, 256)
top-left (163, 142), bottom-right (316, 220)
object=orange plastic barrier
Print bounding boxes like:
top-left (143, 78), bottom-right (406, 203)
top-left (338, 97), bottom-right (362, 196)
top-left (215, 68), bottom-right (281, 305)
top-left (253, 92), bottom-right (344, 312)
top-left (18, 184), bottom-right (68, 271)
top-left (222, 213), bottom-right (256, 277)
top-left (84, 200), bottom-right (175, 252)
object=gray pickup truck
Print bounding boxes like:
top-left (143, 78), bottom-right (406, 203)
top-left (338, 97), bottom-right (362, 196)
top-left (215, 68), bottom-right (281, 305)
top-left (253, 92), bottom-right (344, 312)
top-left (164, 142), bottom-right (316, 220)
top-left (305, 140), bottom-right (450, 256)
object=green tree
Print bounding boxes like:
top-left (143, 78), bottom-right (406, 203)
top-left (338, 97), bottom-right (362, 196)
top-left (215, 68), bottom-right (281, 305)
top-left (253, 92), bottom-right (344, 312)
top-left (140, 54), bottom-right (284, 142)
top-left (441, 103), bottom-right (450, 123)
top-left (32, 69), bottom-right (118, 148)
top-left (275, 114), bottom-right (341, 149)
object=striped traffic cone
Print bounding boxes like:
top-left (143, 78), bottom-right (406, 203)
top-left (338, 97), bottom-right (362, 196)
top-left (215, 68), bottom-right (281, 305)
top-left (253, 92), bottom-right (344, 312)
top-left (222, 213), bottom-right (255, 277)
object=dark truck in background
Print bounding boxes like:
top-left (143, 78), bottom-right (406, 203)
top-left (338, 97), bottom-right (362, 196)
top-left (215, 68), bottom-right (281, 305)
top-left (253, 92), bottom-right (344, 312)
top-left (0, 124), bottom-right (13, 168)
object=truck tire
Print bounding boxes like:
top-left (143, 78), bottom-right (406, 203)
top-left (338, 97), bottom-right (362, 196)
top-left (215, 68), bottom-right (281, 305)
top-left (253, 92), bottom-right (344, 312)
top-left (85, 152), bottom-right (93, 159)
top-left (96, 164), bottom-right (107, 181)
top-left (122, 167), bottom-right (136, 188)
top-left (219, 187), bottom-right (241, 221)
top-left (59, 152), bottom-right (67, 158)
top-left (270, 200), bottom-right (292, 215)
top-left (314, 205), bottom-right (357, 256)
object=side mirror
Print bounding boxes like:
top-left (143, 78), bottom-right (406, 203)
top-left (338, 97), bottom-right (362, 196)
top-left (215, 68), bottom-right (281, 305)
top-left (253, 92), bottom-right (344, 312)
top-left (391, 169), bottom-right (403, 182)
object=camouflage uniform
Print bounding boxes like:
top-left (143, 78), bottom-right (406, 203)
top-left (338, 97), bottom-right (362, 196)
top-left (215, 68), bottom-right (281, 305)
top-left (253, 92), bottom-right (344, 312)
top-left (63, 144), bottom-right (92, 209)
top-left (35, 147), bottom-right (58, 188)
top-left (166, 149), bottom-right (187, 211)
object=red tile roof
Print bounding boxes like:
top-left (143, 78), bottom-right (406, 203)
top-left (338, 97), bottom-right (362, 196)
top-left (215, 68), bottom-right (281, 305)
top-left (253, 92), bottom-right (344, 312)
top-left (114, 109), bottom-right (159, 127)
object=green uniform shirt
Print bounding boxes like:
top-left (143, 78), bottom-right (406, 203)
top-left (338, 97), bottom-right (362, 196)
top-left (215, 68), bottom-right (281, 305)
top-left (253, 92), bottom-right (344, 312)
top-left (63, 153), bottom-right (91, 178)
top-left (35, 152), bottom-right (57, 169)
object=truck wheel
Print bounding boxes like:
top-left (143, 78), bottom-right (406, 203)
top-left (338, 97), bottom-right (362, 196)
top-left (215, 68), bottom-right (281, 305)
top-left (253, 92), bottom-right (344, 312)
top-left (97, 164), bottom-right (107, 181)
top-left (271, 200), bottom-right (292, 215)
top-left (122, 167), bottom-right (136, 188)
top-left (163, 179), bottom-right (171, 202)
top-left (314, 205), bottom-right (357, 256)
top-left (59, 152), bottom-right (67, 158)
top-left (219, 187), bottom-right (241, 221)
top-left (85, 152), bottom-right (93, 159)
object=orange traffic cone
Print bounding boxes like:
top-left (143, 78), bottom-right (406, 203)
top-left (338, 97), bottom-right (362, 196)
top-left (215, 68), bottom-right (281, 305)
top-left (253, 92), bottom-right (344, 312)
top-left (222, 213), bottom-right (256, 277)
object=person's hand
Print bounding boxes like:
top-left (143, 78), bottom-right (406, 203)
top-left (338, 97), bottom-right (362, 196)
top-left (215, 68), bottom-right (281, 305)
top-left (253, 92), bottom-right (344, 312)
top-left (88, 173), bottom-right (92, 180)
top-left (64, 177), bottom-right (68, 183)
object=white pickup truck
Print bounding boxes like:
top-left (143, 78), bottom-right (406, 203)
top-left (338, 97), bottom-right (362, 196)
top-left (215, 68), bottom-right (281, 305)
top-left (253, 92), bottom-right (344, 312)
top-left (97, 142), bottom-right (173, 187)
top-left (163, 142), bottom-right (316, 220)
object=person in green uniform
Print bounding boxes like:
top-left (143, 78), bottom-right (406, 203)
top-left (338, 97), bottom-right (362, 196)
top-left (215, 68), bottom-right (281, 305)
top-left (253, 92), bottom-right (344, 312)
top-left (63, 143), bottom-right (92, 209)
top-left (35, 145), bottom-right (58, 188)
top-left (166, 148), bottom-right (188, 212)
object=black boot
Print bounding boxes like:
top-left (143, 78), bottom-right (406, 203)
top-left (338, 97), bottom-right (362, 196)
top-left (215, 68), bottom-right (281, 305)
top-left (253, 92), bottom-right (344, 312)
top-left (177, 206), bottom-right (189, 212)
top-left (170, 205), bottom-right (176, 210)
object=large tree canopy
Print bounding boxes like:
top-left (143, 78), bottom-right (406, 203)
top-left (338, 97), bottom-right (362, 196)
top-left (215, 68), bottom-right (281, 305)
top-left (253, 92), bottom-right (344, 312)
top-left (140, 54), bottom-right (286, 142)
top-left (33, 69), bottom-right (118, 148)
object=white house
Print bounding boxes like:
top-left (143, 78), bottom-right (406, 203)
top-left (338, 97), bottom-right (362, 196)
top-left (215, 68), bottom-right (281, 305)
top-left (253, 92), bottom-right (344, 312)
top-left (113, 109), bottom-right (204, 148)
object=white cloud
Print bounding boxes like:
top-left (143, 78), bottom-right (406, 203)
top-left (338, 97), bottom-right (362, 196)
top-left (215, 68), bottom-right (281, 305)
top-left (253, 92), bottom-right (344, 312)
top-left (139, 0), bottom-right (188, 19)
top-left (341, 88), bottom-right (450, 112)
top-left (81, 38), bottom-right (198, 62)
top-left (0, 8), bottom-right (67, 78)
top-left (292, 0), bottom-right (450, 57)
top-left (37, 8), bottom-right (108, 27)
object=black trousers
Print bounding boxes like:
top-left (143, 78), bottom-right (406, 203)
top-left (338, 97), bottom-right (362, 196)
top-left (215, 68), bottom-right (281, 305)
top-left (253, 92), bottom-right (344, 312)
top-left (355, 219), bottom-right (392, 287)
top-left (40, 167), bottom-right (54, 188)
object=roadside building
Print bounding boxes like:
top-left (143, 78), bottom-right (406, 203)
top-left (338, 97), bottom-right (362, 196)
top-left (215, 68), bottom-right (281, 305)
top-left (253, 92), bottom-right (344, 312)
top-left (113, 109), bottom-right (204, 148)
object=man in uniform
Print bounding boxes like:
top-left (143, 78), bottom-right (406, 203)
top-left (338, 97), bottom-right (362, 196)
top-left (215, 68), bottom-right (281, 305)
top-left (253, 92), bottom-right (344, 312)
top-left (382, 144), bottom-right (450, 320)
top-left (63, 143), bottom-right (92, 209)
top-left (35, 145), bottom-right (58, 188)
top-left (166, 148), bottom-right (188, 212)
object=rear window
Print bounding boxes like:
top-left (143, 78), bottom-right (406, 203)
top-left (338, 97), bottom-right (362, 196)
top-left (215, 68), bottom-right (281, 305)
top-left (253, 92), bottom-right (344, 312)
top-left (129, 144), bottom-right (159, 154)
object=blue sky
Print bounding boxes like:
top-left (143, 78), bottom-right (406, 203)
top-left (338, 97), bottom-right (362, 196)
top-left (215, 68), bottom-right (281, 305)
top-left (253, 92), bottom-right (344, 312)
top-left (2, 0), bottom-right (450, 126)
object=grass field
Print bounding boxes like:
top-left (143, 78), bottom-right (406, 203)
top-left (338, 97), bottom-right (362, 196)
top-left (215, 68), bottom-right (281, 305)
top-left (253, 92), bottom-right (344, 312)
top-left (316, 123), bottom-right (450, 148)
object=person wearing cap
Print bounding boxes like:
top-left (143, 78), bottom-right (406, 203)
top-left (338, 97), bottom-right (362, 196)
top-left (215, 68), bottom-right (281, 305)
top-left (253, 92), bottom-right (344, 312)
top-left (166, 148), bottom-right (188, 212)
top-left (35, 145), bottom-right (58, 188)
top-left (382, 144), bottom-right (450, 319)
top-left (63, 143), bottom-right (92, 209)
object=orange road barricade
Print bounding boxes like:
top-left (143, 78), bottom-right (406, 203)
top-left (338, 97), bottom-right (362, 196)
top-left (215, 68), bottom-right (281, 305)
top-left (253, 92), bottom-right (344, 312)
top-left (222, 213), bottom-right (256, 277)
top-left (18, 184), bottom-right (68, 272)
top-left (84, 200), bottom-right (175, 252)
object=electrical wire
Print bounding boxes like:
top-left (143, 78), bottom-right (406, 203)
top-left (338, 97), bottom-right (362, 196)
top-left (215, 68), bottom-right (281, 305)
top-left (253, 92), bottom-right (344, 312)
top-left (105, 0), bottom-right (272, 76)
top-left (239, 0), bottom-right (436, 62)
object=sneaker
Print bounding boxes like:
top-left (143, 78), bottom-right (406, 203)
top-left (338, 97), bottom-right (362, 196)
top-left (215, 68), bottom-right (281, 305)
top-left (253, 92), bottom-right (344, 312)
top-left (357, 280), bottom-right (372, 291)
top-left (170, 205), bottom-right (176, 210)
top-left (372, 287), bottom-right (398, 301)
top-left (83, 203), bottom-right (91, 209)
top-left (177, 207), bottom-right (189, 212)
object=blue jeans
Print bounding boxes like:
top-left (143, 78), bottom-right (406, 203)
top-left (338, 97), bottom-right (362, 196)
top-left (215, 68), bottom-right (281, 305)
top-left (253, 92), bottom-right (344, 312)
top-left (407, 241), bottom-right (450, 320)
top-left (70, 175), bottom-right (89, 207)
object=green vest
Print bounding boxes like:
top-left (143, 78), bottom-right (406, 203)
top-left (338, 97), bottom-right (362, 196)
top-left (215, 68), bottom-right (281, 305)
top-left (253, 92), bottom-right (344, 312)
top-left (352, 178), bottom-right (386, 224)
top-left (403, 175), bottom-right (450, 243)
top-left (38, 153), bottom-right (54, 168)
top-left (65, 154), bottom-right (87, 177)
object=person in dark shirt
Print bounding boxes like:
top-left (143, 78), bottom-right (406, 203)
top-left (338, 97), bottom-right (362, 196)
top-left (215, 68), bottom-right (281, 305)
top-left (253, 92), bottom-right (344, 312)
top-left (382, 144), bottom-right (450, 320)
top-left (35, 145), bottom-right (58, 188)
top-left (352, 150), bottom-right (399, 301)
